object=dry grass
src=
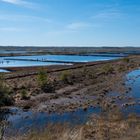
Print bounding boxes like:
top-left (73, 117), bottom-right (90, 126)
top-left (8, 112), bottom-right (140, 140)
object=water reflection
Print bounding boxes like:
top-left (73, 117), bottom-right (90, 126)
top-left (0, 69), bottom-right (9, 73)
top-left (0, 54), bottom-right (120, 68)
top-left (0, 109), bottom-right (10, 140)
top-left (0, 107), bottom-right (100, 137)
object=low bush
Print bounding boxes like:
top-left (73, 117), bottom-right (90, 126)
top-left (0, 74), bottom-right (13, 107)
top-left (122, 57), bottom-right (130, 63)
top-left (101, 64), bottom-right (114, 74)
top-left (37, 69), bottom-right (54, 92)
top-left (60, 71), bottom-right (72, 84)
top-left (37, 69), bottom-right (48, 89)
top-left (118, 65), bottom-right (126, 72)
top-left (21, 89), bottom-right (29, 100)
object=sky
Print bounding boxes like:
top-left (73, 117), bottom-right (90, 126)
top-left (0, 0), bottom-right (140, 47)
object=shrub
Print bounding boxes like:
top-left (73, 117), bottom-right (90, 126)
top-left (37, 69), bottom-right (54, 92)
top-left (122, 57), bottom-right (130, 63)
top-left (101, 64), bottom-right (114, 74)
top-left (21, 89), bottom-right (29, 100)
top-left (37, 69), bottom-right (48, 89)
top-left (118, 65), bottom-right (126, 72)
top-left (0, 74), bottom-right (13, 107)
top-left (60, 71), bottom-right (71, 84)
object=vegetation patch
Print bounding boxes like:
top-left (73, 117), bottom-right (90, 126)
top-left (21, 89), bottom-right (29, 100)
top-left (37, 69), bottom-right (54, 92)
top-left (60, 71), bottom-right (73, 84)
top-left (122, 57), bottom-right (130, 63)
top-left (0, 74), bottom-right (13, 107)
top-left (101, 64), bottom-right (114, 74)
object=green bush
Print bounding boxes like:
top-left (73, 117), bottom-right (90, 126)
top-left (101, 64), bottom-right (114, 74)
top-left (60, 71), bottom-right (71, 84)
top-left (21, 89), bottom-right (29, 100)
top-left (0, 74), bottom-right (13, 107)
top-left (122, 57), bottom-right (130, 63)
top-left (37, 69), bottom-right (48, 89)
top-left (37, 69), bottom-right (54, 92)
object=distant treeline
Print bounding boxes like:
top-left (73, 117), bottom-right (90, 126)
top-left (1, 46), bottom-right (140, 55)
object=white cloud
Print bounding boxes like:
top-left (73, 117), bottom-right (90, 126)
top-left (0, 27), bottom-right (24, 31)
top-left (66, 22), bottom-right (92, 30)
top-left (1, 0), bottom-right (22, 5)
top-left (1, 0), bottom-right (37, 8)
top-left (0, 14), bottom-right (52, 23)
top-left (92, 10), bottom-right (121, 19)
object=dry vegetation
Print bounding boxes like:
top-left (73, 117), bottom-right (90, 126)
top-left (9, 111), bottom-right (140, 140)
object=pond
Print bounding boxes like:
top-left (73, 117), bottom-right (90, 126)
top-left (0, 59), bottom-right (69, 68)
top-left (0, 54), bottom-right (121, 67)
top-left (0, 107), bottom-right (101, 137)
top-left (126, 69), bottom-right (140, 98)
top-left (0, 69), bottom-right (9, 73)
top-left (123, 69), bottom-right (140, 114)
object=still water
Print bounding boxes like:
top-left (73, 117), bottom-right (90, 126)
top-left (0, 69), bottom-right (9, 73)
top-left (0, 54), bottom-right (120, 67)
top-left (0, 107), bottom-right (101, 136)
top-left (123, 69), bottom-right (140, 114)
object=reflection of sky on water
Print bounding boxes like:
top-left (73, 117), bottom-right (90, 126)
top-left (0, 54), bottom-right (120, 67)
top-left (0, 69), bottom-right (9, 72)
top-left (1, 107), bottom-right (100, 136)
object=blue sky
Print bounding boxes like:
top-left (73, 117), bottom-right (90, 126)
top-left (0, 0), bottom-right (140, 46)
